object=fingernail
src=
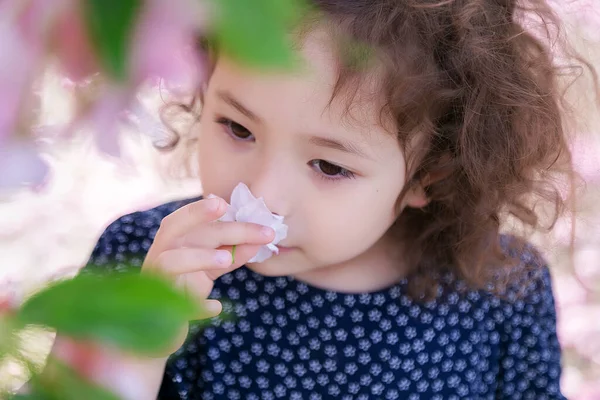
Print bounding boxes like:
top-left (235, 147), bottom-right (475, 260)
top-left (206, 197), bottom-right (221, 212)
top-left (204, 300), bottom-right (222, 315)
top-left (214, 250), bottom-right (232, 266)
top-left (261, 226), bottom-right (274, 238)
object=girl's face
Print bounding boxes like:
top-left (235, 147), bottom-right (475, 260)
top-left (197, 32), bottom-right (423, 279)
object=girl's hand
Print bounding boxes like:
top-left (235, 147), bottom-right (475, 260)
top-left (44, 197), bottom-right (275, 399)
top-left (141, 196), bottom-right (275, 355)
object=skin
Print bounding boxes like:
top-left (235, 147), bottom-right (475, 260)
top-left (197, 30), bottom-right (427, 293)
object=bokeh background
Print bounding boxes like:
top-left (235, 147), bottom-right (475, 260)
top-left (1, 4), bottom-right (600, 399)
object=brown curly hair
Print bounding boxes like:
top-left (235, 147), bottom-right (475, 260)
top-left (161, 0), bottom-right (598, 299)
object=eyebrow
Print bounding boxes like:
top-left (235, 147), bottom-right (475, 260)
top-left (217, 90), bottom-right (262, 123)
top-left (309, 136), bottom-right (371, 159)
top-left (217, 90), bottom-right (370, 159)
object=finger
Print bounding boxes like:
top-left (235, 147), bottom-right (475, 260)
top-left (177, 274), bottom-right (222, 319)
top-left (178, 221), bottom-right (275, 249)
top-left (174, 272), bottom-right (223, 319)
top-left (146, 248), bottom-right (234, 276)
top-left (179, 270), bottom-right (215, 299)
top-left (177, 245), bottom-right (262, 310)
top-left (144, 197), bottom-right (229, 265)
top-left (205, 244), bottom-right (263, 280)
top-left (171, 245), bottom-right (261, 290)
top-left (197, 299), bottom-right (222, 320)
top-left (155, 197), bottom-right (227, 248)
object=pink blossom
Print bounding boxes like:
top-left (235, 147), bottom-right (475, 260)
top-left (131, 0), bottom-right (206, 94)
top-left (0, 18), bottom-right (38, 145)
top-left (0, 279), bottom-right (22, 314)
top-left (0, 0), bottom-right (208, 191)
top-left (4, 0), bottom-right (98, 83)
top-left (52, 4), bottom-right (99, 82)
top-left (0, 0), bottom-right (65, 48)
top-left (216, 183), bottom-right (288, 263)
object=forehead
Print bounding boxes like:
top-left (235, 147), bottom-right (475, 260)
top-left (207, 29), bottom-right (398, 154)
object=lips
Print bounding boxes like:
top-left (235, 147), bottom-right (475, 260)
top-left (276, 245), bottom-right (296, 253)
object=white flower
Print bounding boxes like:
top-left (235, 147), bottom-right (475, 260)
top-left (215, 182), bottom-right (288, 263)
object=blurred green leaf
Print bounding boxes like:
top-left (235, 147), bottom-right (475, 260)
top-left (0, 315), bottom-right (19, 363)
top-left (16, 273), bottom-right (200, 353)
top-left (82, 0), bottom-right (142, 81)
top-left (6, 394), bottom-right (45, 399)
top-left (8, 391), bottom-right (53, 400)
top-left (211, 0), bottom-right (307, 68)
top-left (13, 361), bottom-right (121, 400)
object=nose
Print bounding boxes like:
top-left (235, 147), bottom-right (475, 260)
top-left (248, 160), bottom-right (290, 217)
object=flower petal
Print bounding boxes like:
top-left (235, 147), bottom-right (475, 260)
top-left (271, 220), bottom-right (289, 243)
top-left (220, 182), bottom-right (289, 262)
top-left (220, 204), bottom-right (237, 222)
top-left (236, 199), bottom-right (277, 226)
top-left (266, 243), bottom-right (279, 253)
top-left (230, 182), bottom-right (256, 210)
top-left (248, 246), bottom-right (275, 264)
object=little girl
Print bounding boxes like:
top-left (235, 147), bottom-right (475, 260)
top-left (48, 0), bottom-right (593, 398)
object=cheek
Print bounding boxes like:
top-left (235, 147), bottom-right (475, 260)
top-left (304, 184), bottom-right (400, 260)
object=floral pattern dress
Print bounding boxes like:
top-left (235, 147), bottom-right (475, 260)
top-left (82, 198), bottom-right (566, 400)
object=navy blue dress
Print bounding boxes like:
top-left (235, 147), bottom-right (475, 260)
top-left (83, 198), bottom-right (566, 400)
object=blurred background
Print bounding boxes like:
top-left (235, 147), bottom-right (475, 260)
top-left (1, 4), bottom-right (600, 400)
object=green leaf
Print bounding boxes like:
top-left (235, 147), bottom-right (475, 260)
top-left (46, 362), bottom-right (121, 400)
top-left (16, 273), bottom-right (201, 353)
top-left (0, 315), bottom-right (19, 361)
top-left (8, 391), bottom-right (54, 400)
top-left (82, 0), bottom-right (143, 81)
top-left (6, 394), bottom-right (48, 400)
top-left (210, 0), bottom-right (307, 69)
top-left (18, 361), bottom-right (121, 400)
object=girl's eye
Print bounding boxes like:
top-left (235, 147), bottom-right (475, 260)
top-left (317, 160), bottom-right (343, 176)
top-left (216, 118), bottom-right (254, 141)
top-left (309, 160), bottom-right (355, 180)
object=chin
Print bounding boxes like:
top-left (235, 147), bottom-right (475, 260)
top-left (246, 252), bottom-right (308, 277)
top-left (245, 261), bottom-right (285, 277)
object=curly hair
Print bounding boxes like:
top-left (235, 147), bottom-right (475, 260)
top-left (161, 0), bottom-right (598, 299)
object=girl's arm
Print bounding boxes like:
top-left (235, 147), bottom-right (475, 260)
top-left (44, 337), bottom-right (169, 400)
top-left (19, 203), bottom-right (184, 399)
